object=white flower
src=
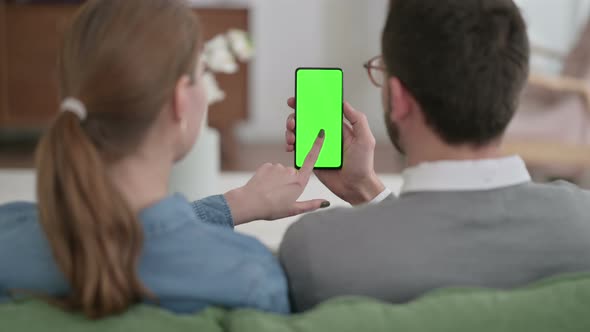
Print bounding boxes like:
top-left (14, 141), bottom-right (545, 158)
top-left (227, 29), bottom-right (255, 62)
top-left (200, 30), bottom-right (254, 105)
top-left (203, 34), bottom-right (239, 74)
top-left (202, 71), bottom-right (226, 105)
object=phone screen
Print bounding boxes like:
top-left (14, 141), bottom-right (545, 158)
top-left (295, 68), bottom-right (343, 169)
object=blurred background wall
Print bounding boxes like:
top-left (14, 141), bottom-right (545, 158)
top-left (218, 0), bottom-right (590, 144)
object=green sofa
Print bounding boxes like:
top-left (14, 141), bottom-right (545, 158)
top-left (2, 273), bottom-right (590, 332)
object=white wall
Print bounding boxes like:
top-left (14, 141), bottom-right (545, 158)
top-left (239, 0), bottom-right (325, 144)
top-left (231, 0), bottom-right (588, 143)
top-left (515, 0), bottom-right (589, 73)
top-left (238, 0), bottom-right (390, 143)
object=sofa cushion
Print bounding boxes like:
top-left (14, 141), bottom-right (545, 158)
top-left (1, 273), bottom-right (590, 332)
top-left (224, 273), bottom-right (590, 332)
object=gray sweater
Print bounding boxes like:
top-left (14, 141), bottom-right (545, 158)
top-left (279, 181), bottom-right (590, 312)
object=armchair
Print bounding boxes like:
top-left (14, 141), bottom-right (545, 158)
top-left (504, 17), bottom-right (590, 181)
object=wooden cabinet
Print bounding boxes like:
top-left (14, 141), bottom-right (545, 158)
top-left (0, 2), bottom-right (249, 169)
top-left (0, 2), bottom-right (5, 126)
top-left (197, 8), bottom-right (249, 170)
top-left (1, 4), bottom-right (77, 127)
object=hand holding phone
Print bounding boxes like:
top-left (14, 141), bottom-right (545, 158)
top-left (286, 96), bottom-right (386, 206)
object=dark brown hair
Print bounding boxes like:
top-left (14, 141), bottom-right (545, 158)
top-left (35, 0), bottom-right (200, 319)
top-left (382, 0), bottom-right (530, 145)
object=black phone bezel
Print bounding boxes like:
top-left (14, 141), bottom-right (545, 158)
top-left (294, 67), bottom-right (344, 170)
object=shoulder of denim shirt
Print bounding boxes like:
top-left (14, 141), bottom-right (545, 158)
top-left (138, 193), bottom-right (204, 236)
top-left (0, 201), bottom-right (38, 228)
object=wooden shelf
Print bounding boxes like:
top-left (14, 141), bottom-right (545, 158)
top-left (0, 3), bottom-right (249, 169)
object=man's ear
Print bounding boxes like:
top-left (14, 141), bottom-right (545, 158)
top-left (172, 75), bottom-right (192, 123)
top-left (388, 77), bottom-right (413, 123)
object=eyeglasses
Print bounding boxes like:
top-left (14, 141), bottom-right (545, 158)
top-left (363, 55), bottom-right (386, 88)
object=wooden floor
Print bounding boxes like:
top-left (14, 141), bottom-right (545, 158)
top-left (0, 138), bottom-right (405, 173)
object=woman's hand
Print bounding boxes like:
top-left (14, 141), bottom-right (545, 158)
top-left (285, 97), bottom-right (385, 205)
top-left (225, 130), bottom-right (330, 226)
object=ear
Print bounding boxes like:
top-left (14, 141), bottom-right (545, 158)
top-left (388, 77), bottom-right (413, 123)
top-left (172, 75), bottom-right (192, 124)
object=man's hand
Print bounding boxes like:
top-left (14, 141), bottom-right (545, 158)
top-left (226, 129), bottom-right (330, 226)
top-left (285, 97), bottom-right (385, 205)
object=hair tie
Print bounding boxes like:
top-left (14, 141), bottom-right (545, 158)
top-left (60, 97), bottom-right (87, 121)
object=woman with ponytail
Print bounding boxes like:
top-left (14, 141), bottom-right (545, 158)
top-left (0, 0), bottom-right (329, 319)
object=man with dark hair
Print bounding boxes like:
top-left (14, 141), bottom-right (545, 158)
top-left (280, 0), bottom-right (590, 312)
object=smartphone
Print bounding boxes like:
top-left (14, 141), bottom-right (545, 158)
top-left (295, 68), bottom-right (343, 169)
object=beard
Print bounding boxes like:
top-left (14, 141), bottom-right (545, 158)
top-left (384, 82), bottom-right (405, 155)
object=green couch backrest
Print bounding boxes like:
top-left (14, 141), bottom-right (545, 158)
top-left (2, 273), bottom-right (590, 332)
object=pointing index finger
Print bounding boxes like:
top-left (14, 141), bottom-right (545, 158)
top-left (299, 129), bottom-right (326, 180)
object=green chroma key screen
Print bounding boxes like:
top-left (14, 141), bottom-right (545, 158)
top-left (295, 68), bottom-right (343, 169)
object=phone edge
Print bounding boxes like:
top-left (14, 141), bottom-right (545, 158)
top-left (294, 67), bottom-right (344, 170)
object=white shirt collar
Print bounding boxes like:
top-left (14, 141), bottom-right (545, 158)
top-left (400, 156), bottom-right (531, 195)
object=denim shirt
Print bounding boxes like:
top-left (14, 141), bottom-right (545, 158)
top-left (0, 194), bottom-right (290, 314)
